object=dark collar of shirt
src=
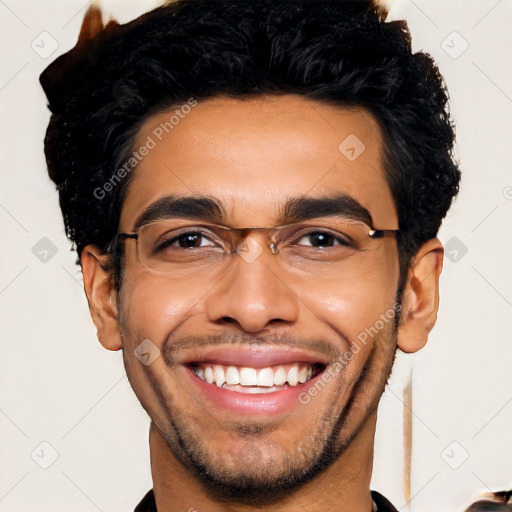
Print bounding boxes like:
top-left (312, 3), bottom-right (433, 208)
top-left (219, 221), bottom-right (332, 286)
top-left (134, 488), bottom-right (398, 512)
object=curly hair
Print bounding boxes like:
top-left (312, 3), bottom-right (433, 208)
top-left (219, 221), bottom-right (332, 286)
top-left (40, 0), bottom-right (461, 288)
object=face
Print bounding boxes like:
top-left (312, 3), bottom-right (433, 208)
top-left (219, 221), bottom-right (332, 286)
top-left (115, 94), bottom-right (400, 499)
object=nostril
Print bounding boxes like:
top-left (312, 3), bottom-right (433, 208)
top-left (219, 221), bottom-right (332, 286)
top-left (268, 318), bottom-right (287, 325)
top-left (219, 317), bottom-right (238, 324)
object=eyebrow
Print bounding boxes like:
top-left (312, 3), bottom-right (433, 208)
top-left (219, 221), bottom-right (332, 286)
top-left (132, 193), bottom-right (374, 231)
top-left (133, 195), bottom-right (226, 231)
top-left (283, 194), bottom-right (374, 227)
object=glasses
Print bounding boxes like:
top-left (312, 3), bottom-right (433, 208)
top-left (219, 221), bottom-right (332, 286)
top-left (112, 217), bottom-right (400, 276)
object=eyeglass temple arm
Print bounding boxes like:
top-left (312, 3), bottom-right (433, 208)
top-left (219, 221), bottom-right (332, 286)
top-left (106, 232), bottom-right (138, 254)
top-left (368, 228), bottom-right (400, 239)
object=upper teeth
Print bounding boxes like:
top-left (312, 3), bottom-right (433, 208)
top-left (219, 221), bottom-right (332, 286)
top-left (193, 363), bottom-right (315, 388)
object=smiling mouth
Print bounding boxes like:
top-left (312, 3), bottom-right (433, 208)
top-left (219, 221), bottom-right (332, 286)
top-left (188, 362), bottom-right (325, 394)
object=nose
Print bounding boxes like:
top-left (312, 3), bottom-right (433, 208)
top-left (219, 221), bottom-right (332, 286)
top-left (203, 238), bottom-right (300, 333)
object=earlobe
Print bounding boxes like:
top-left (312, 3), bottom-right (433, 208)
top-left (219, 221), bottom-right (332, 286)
top-left (397, 238), bottom-right (444, 353)
top-left (81, 245), bottom-right (122, 351)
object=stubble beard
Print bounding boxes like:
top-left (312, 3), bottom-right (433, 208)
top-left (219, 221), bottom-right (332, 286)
top-left (143, 323), bottom-right (399, 507)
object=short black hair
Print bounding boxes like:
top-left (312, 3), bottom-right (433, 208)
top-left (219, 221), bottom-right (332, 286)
top-left (40, 0), bottom-right (461, 288)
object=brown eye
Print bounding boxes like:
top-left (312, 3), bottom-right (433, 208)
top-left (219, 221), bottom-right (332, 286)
top-left (175, 233), bottom-right (208, 248)
top-left (158, 230), bottom-right (217, 251)
top-left (297, 230), bottom-right (352, 249)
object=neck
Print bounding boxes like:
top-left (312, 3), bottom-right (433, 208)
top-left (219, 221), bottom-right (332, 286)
top-left (149, 411), bottom-right (377, 512)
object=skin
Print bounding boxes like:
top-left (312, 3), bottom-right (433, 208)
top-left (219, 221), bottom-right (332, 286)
top-left (82, 94), bottom-right (444, 512)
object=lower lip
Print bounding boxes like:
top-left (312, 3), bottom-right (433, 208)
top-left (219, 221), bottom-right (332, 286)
top-left (183, 366), bottom-right (324, 416)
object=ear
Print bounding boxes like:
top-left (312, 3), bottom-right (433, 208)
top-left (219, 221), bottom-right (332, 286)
top-left (81, 244), bottom-right (122, 351)
top-left (397, 238), bottom-right (444, 353)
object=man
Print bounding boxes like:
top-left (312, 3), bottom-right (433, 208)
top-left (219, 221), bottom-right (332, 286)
top-left (40, 0), bottom-right (461, 510)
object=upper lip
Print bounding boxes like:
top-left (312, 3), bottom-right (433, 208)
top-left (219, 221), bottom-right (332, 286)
top-left (179, 346), bottom-right (329, 368)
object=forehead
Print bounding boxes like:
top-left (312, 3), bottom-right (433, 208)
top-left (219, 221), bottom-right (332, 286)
top-left (119, 94), bottom-right (397, 229)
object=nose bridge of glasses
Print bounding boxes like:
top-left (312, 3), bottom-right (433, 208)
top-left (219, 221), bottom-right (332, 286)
top-left (227, 226), bottom-right (279, 256)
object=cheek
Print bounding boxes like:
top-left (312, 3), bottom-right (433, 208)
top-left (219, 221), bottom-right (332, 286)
top-left (117, 271), bottom-right (202, 425)
top-left (118, 269), bottom-right (203, 347)
top-left (303, 256), bottom-right (399, 348)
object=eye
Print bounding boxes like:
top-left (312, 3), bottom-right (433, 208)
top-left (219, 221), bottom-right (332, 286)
top-left (157, 229), bottom-right (218, 251)
top-left (296, 230), bottom-right (353, 249)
